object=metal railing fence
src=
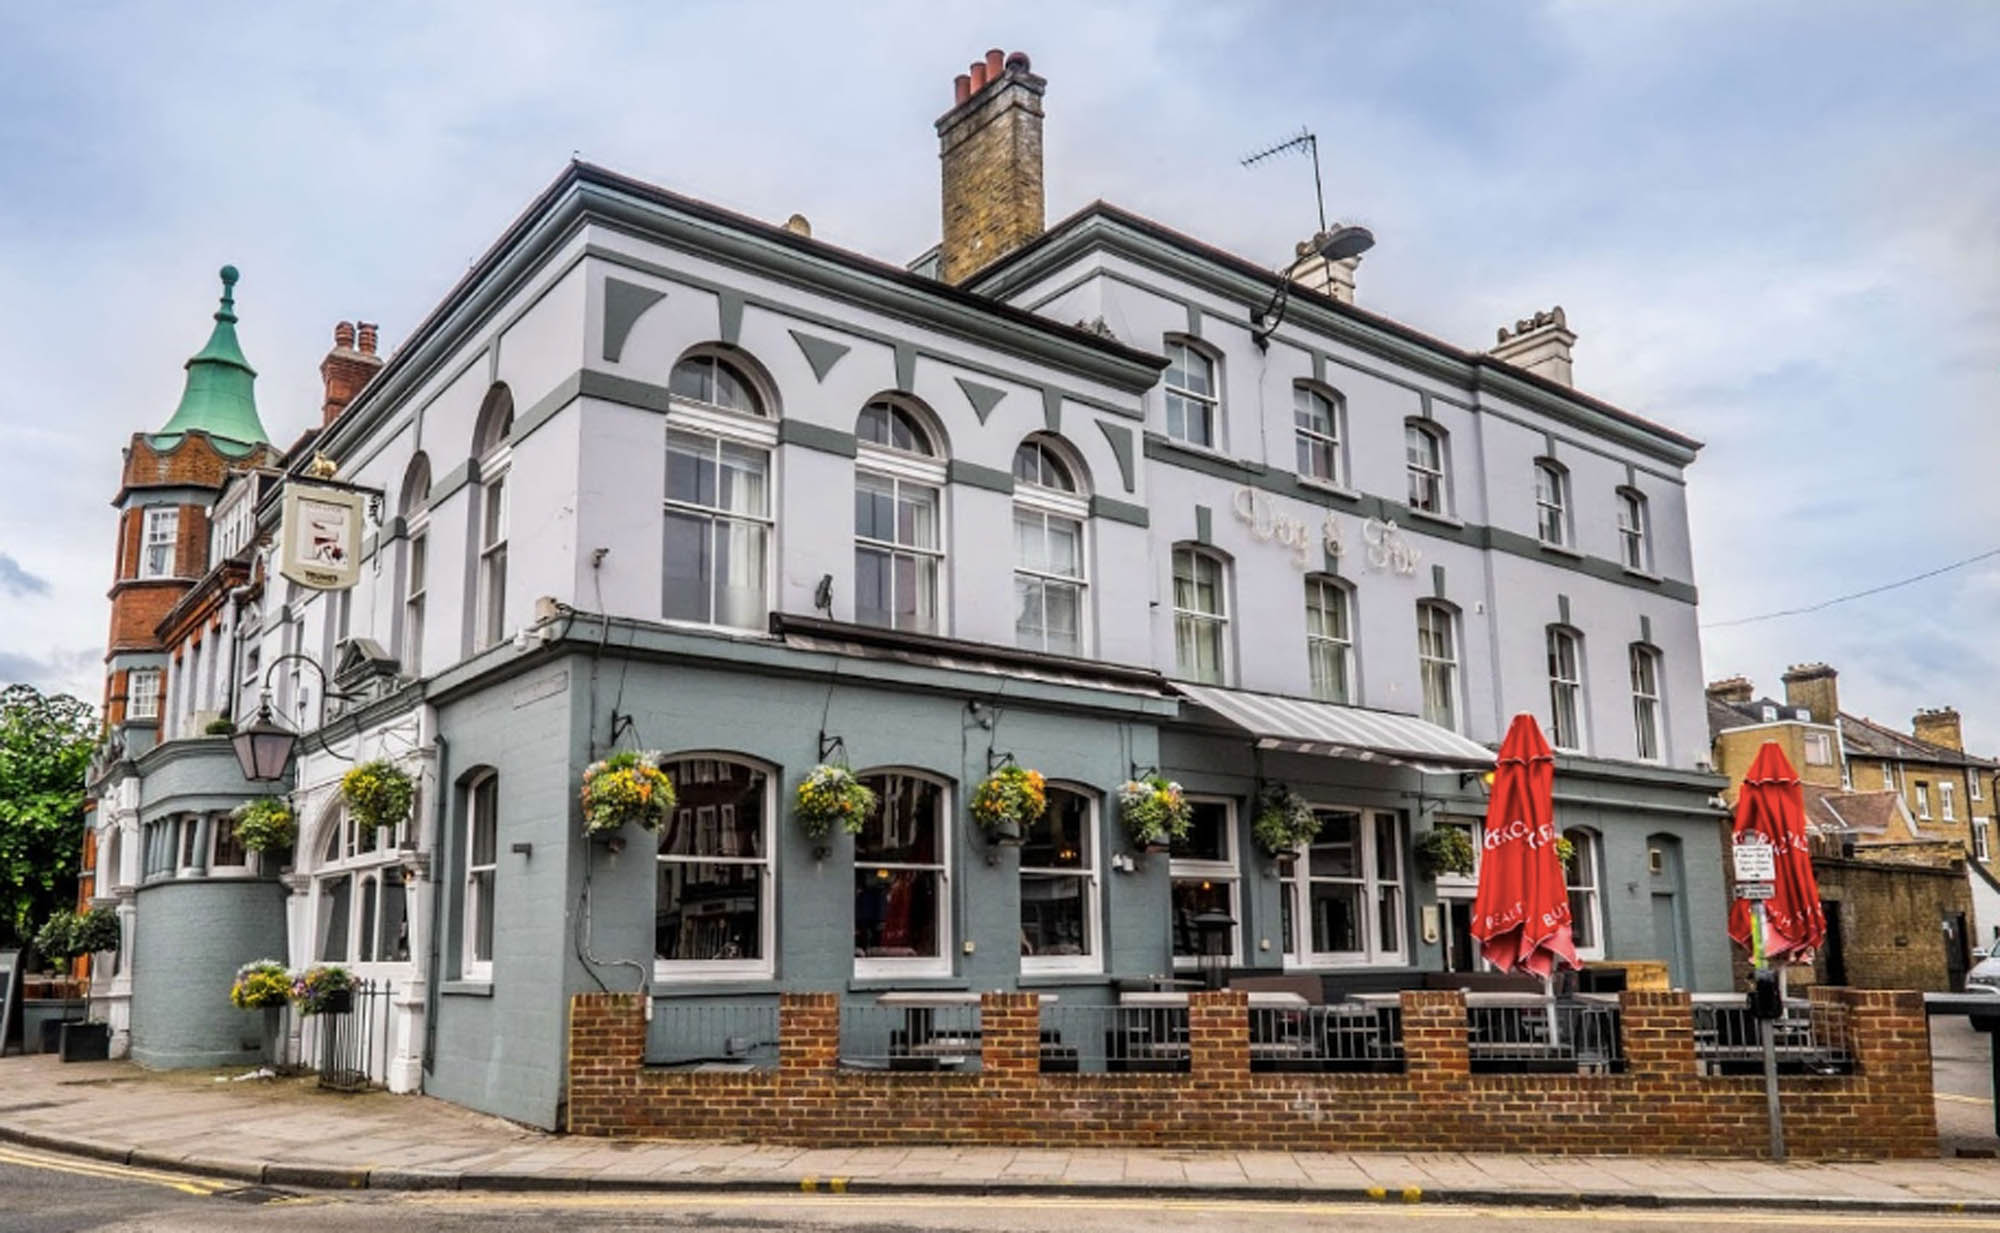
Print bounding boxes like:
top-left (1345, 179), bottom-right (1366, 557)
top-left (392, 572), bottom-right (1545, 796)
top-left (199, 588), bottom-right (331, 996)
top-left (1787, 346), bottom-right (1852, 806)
top-left (646, 1000), bottom-right (779, 1069)
top-left (838, 1003), bottom-right (984, 1072)
top-left (1465, 999), bottom-right (1624, 1073)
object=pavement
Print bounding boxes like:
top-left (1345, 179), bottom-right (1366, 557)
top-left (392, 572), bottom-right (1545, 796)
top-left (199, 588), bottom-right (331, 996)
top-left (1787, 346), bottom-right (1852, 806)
top-left (3, 1052), bottom-right (2000, 1216)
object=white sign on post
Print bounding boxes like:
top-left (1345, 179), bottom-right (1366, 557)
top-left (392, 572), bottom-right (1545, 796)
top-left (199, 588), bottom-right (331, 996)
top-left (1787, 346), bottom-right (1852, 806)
top-left (1732, 840), bottom-right (1776, 883)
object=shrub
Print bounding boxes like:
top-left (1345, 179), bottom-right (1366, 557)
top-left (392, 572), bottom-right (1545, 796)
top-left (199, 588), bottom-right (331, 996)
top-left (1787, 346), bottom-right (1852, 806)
top-left (230, 959), bottom-right (291, 1010)
top-left (795, 765), bottom-right (877, 840)
top-left (203, 715), bottom-right (235, 736)
top-left (580, 750), bottom-right (676, 835)
top-left (1414, 826), bottom-right (1476, 878)
top-left (341, 760), bottom-right (415, 832)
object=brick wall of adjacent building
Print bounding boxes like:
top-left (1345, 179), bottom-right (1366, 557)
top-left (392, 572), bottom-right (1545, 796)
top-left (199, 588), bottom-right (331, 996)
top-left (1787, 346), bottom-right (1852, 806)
top-left (567, 989), bottom-right (1935, 1159)
top-left (1815, 856), bottom-right (1972, 991)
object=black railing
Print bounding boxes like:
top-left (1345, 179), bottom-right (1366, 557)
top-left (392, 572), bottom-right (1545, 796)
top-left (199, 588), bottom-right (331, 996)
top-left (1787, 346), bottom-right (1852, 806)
top-left (303, 979), bottom-right (391, 1092)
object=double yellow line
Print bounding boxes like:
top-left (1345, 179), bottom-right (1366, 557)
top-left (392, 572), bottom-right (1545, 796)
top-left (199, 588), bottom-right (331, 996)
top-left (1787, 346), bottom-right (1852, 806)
top-left (0, 1143), bottom-right (228, 1196)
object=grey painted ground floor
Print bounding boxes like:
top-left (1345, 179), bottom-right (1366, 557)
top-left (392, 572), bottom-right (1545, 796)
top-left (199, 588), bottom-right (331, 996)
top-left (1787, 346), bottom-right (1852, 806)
top-left (96, 622), bottom-right (1733, 1129)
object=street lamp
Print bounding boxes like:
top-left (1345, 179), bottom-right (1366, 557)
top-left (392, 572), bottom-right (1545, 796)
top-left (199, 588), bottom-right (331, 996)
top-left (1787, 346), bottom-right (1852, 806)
top-left (1192, 908), bottom-right (1237, 992)
top-left (229, 652), bottom-right (357, 783)
top-left (1250, 224), bottom-right (1376, 349)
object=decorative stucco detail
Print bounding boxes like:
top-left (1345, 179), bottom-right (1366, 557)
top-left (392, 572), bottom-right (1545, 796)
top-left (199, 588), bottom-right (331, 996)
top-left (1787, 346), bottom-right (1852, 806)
top-left (602, 279), bottom-right (666, 363)
top-left (1095, 420), bottom-right (1136, 494)
top-left (788, 330), bottom-right (851, 382)
top-left (717, 288), bottom-right (745, 346)
top-left (955, 377), bottom-right (1008, 425)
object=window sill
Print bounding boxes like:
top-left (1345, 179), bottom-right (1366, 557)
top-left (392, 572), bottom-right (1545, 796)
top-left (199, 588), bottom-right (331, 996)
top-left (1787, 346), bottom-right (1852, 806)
top-left (1153, 435), bottom-right (1260, 474)
top-left (1404, 507), bottom-right (1462, 530)
top-left (1296, 476), bottom-right (1360, 502)
top-left (1017, 973), bottom-right (1113, 989)
top-left (652, 978), bottom-right (782, 997)
top-left (440, 980), bottom-right (494, 998)
top-left (847, 975), bottom-right (966, 993)
top-left (1537, 541), bottom-right (1583, 560)
top-left (1622, 566), bottom-right (1663, 584)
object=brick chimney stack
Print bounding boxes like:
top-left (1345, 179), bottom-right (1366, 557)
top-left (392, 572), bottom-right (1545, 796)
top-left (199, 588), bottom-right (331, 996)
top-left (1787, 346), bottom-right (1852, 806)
top-left (1489, 307), bottom-right (1577, 387)
top-left (320, 319), bottom-right (384, 426)
top-left (1913, 707), bottom-right (1964, 752)
top-left (1706, 676), bottom-right (1755, 705)
top-left (1781, 662), bottom-right (1840, 726)
top-left (936, 48), bottom-right (1046, 284)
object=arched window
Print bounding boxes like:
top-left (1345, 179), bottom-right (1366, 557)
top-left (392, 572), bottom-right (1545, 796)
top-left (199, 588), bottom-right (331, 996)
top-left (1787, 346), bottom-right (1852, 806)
top-left (311, 803), bottom-right (412, 968)
top-left (1533, 460), bottom-right (1570, 548)
top-left (1616, 487), bottom-right (1651, 572)
top-left (1547, 626), bottom-right (1586, 751)
top-left (655, 755), bottom-right (774, 976)
top-left (665, 349), bottom-right (776, 630)
top-left (853, 770), bottom-right (950, 976)
top-left (461, 771), bottom-right (498, 980)
top-left (1405, 421), bottom-right (1448, 516)
top-left (1293, 384), bottom-right (1344, 485)
top-left (1172, 545), bottom-right (1229, 684)
top-left (1020, 783), bottom-right (1099, 973)
top-left (1012, 435), bottom-right (1089, 656)
top-left (1629, 644), bottom-right (1664, 762)
top-left (1164, 339), bottom-right (1219, 449)
top-left (473, 385), bottom-right (513, 651)
top-left (400, 453), bottom-right (431, 672)
top-left (1562, 828), bottom-right (1603, 958)
top-left (1416, 601), bottom-right (1460, 731)
top-left (1304, 575), bottom-right (1354, 703)
top-left (854, 398), bottom-right (946, 634)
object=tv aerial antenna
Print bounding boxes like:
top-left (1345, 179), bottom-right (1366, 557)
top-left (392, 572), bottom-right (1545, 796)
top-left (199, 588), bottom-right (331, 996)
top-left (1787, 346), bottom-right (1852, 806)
top-left (1241, 127), bottom-right (1326, 235)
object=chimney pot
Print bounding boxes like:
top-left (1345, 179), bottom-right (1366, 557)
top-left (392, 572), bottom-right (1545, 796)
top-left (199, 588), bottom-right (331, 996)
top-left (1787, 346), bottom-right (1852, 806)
top-left (935, 48), bottom-right (1047, 284)
top-left (969, 61), bottom-right (988, 91)
top-left (334, 321), bottom-right (356, 349)
top-left (1488, 305), bottom-right (1577, 387)
top-left (784, 213), bottom-right (812, 237)
top-left (954, 73), bottom-right (971, 105)
top-left (984, 48), bottom-right (1004, 78)
top-left (1005, 51), bottom-right (1031, 72)
top-left (356, 322), bottom-right (379, 355)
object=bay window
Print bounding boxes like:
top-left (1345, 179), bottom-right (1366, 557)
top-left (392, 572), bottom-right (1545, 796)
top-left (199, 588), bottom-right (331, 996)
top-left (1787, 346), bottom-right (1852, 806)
top-left (656, 756), bottom-right (772, 976)
top-left (1020, 785), bottom-right (1098, 973)
top-left (854, 772), bottom-right (950, 976)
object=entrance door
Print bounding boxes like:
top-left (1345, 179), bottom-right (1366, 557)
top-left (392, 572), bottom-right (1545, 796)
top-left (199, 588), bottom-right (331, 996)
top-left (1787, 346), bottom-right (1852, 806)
top-left (1944, 911), bottom-right (1971, 992)
top-left (1651, 893), bottom-right (1689, 989)
top-left (1441, 899), bottom-right (1476, 973)
top-left (1820, 900), bottom-right (1847, 986)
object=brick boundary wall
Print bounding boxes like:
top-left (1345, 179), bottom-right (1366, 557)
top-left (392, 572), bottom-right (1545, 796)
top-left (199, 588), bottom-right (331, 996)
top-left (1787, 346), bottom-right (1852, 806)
top-left (566, 987), bottom-right (1935, 1159)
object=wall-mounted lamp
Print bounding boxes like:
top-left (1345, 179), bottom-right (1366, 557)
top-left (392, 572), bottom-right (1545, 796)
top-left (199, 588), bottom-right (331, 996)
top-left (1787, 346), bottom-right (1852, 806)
top-left (1250, 225), bottom-right (1376, 349)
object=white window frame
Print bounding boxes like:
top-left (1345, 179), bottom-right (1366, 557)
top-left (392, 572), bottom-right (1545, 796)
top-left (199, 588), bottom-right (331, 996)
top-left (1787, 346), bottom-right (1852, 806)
top-left (1533, 460), bottom-right (1570, 548)
top-left (663, 411), bottom-right (777, 632)
top-left (1885, 762), bottom-right (1898, 792)
top-left (1305, 575), bottom-right (1354, 704)
top-left (1172, 545), bottom-right (1229, 684)
top-left (1564, 828), bottom-right (1606, 961)
top-left (476, 451), bottom-right (510, 651)
top-left (654, 755), bottom-right (777, 982)
top-left (1804, 730), bottom-right (1834, 767)
top-left (1281, 806), bottom-right (1405, 968)
top-left (1012, 442), bottom-right (1090, 657)
top-left (852, 771), bottom-right (953, 980)
top-left (1170, 796), bottom-right (1242, 970)
top-left (403, 519), bottom-right (428, 672)
top-left (462, 773), bottom-right (498, 981)
top-left (1431, 817), bottom-right (1483, 894)
top-left (1973, 774), bottom-right (1984, 803)
top-left (1405, 422), bottom-right (1449, 516)
top-left (210, 810), bottom-right (251, 874)
top-left (310, 802), bottom-right (416, 969)
top-left (1630, 644), bottom-right (1663, 763)
top-left (1942, 780), bottom-right (1957, 822)
top-left (140, 507), bottom-right (179, 579)
top-left (1416, 602), bottom-right (1460, 732)
top-left (1916, 781), bottom-right (1932, 821)
top-left (127, 669), bottom-right (162, 721)
top-left (854, 459), bottom-right (946, 635)
top-left (1019, 784), bottom-right (1101, 976)
top-left (1617, 488), bottom-right (1651, 572)
top-left (1548, 627), bottom-right (1586, 752)
top-left (1975, 819), bottom-right (1992, 863)
top-left (1163, 339), bottom-right (1220, 450)
top-left (1293, 384), bottom-right (1343, 486)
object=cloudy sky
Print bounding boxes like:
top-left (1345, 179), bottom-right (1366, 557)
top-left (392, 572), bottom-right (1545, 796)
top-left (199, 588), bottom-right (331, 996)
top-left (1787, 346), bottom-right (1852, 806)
top-left (2, 2), bottom-right (1996, 745)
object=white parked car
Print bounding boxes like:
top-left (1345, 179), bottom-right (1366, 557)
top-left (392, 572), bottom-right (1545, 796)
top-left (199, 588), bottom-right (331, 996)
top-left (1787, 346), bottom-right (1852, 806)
top-left (1965, 955), bottom-right (2000, 994)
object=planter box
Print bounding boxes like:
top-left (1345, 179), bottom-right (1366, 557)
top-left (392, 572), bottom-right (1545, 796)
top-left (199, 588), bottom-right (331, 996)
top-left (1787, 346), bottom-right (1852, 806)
top-left (22, 999), bottom-right (86, 1055)
top-left (58, 1021), bottom-right (111, 1063)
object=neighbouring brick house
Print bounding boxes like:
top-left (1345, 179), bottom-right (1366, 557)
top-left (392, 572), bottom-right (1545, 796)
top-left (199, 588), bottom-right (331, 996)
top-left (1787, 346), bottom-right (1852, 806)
top-left (1707, 664), bottom-right (2000, 990)
top-left (84, 47), bottom-right (1751, 1133)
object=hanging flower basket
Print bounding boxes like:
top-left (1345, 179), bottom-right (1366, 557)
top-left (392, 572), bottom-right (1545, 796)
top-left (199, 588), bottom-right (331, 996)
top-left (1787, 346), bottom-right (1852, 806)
top-left (341, 760), bottom-right (415, 832)
top-left (971, 763), bottom-right (1047, 844)
top-left (1251, 785), bottom-right (1319, 858)
top-left (580, 750), bottom-right (677, 836)
top-left (1413, 826), bottom-right (1476, 879)
top-left (232, 797), bottom-right (297, 854)
top-left (796, 764), bottom-right (877, 841)
top-left (291, 964), bottom-right (354, 1016)
top-left (230, 959), bottom-right (292, 1010)
top-left (1555, 835), bottom-right (1577, 869)
top-left (1119, 775), bottom-right (1192, 851)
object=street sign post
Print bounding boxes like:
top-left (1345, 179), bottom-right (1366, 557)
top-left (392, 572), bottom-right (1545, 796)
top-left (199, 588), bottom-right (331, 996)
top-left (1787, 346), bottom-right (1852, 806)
top-left (1734, 883), bottom-right (1775, 901)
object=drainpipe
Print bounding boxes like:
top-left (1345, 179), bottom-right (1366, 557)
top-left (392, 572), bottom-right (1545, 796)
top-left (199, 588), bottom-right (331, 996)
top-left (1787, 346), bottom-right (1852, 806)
top-left (421, 731), bottom-right (448, 1077)
top-left (222, 584), bottom-right (253, 723)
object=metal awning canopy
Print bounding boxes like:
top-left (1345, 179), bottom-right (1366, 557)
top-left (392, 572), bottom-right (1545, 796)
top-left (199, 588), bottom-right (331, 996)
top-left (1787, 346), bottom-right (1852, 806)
top-left (1171, 682), bottom-right (1496, 773)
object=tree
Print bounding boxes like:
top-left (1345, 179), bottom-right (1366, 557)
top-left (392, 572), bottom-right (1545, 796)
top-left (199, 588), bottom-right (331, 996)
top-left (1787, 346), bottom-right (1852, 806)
top-left (0, 684), bottom-right (96, 945)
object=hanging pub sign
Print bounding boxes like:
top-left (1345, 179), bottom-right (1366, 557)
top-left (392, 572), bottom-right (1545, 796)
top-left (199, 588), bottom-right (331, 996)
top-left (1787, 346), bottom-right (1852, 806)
top-left (279, 484), bottom-right (366, 590)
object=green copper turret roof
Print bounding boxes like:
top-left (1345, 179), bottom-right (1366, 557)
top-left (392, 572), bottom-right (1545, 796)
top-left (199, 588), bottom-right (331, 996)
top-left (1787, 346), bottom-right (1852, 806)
top-left (152, 265), bottom-right (268, 454)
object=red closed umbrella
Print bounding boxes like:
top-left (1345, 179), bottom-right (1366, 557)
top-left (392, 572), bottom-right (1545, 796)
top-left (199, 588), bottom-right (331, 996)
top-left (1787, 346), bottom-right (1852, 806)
top-left (1472, 713), bottom-right (1579, 977)
top-left (1727, 742), bottom-right (1825, 964)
